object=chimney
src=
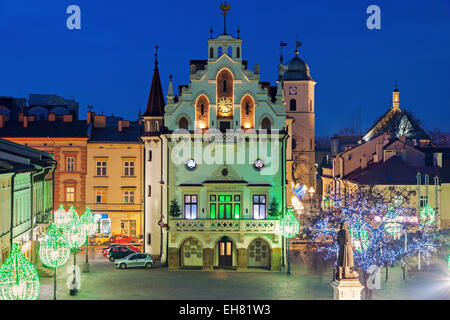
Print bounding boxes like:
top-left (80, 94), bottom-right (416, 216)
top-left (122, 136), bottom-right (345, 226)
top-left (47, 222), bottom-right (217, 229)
top-left (23, 116), bottom-right (28, 128)
top-left (63, 114), bottom-right (73, 122)
top-left (18, 112), bottom-right (24, 122)
top-left (118, 120), bottom-right (130, 132)
top-left (374, 143), bottom-right (383, 162)
top-left (93, 115), bottom-right (106, 128)
top-left (48, 113), bottom-right (56, 121)
top-left (87, 106), bottom-right (94, 125)
top-left (118, 120), bottom-right (123, 132)
top-left (361, 154), bottom-right (368, 169)
top-left (0, 114), bottom-right (6, 128)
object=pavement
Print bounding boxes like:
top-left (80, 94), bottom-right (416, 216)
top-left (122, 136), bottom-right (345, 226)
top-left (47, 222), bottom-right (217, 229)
top-left (37, 246), bottom-right (450, 300)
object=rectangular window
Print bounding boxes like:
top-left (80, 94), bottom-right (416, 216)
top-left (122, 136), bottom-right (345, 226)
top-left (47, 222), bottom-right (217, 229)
top-left (209, 194), bottom-right (241, 219)
top-left (96, 190), bottom-right (106, 203)
top-left (123, 190), bottom-right (135, 204)
top-left (253, 195), bottom-right (266, 220)
top-left (66, 186), bottom-right (75, 202)
top-left (124, 161), bottom-right (135, 176)
top-left (184, 195), bottom-right (198, 219)
top-left (66, 157), bottom-right (75, 172)
top-left (96, 161), bottom-right (107, 176)
top-left (419, 195), bottom-right (428, 208)
top-left (148, 150), bottom-right (152, 162)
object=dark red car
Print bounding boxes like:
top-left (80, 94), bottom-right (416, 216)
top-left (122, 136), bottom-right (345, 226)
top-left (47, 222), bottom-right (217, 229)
top-left (102, 244), bottom-right (140, 257)
top-left (108, 235), bottom-right (133, 244)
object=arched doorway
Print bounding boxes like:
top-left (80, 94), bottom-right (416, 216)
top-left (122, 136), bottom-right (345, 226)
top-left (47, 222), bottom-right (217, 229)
top-left (248, 238), bottom-right (270, 268)
top-left (181, 238), bottom-right (203, 268)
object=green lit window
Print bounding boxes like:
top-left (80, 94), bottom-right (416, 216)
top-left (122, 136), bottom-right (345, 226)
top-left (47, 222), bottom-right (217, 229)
top-left (208, 194), bottom-right (241, 220)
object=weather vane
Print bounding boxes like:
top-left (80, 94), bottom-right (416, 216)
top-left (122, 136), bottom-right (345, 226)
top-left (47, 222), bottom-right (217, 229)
top-left (220, 1), bottom-right (231, 35)
top-left (154, 45), bottom-right (159, 67)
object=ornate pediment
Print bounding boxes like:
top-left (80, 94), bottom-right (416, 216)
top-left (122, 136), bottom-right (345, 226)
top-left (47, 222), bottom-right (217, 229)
top-left (207, 165), bottom-right (243, 181)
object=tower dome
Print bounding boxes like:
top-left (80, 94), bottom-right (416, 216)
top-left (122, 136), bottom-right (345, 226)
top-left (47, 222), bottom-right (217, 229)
top-left (283, 50), bottom-right (313, 81)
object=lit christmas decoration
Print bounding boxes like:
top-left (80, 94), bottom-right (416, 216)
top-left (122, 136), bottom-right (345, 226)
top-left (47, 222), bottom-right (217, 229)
top-left (79, 207), bottom-right (97, 237)
top-left (280, 207), bottom-right (300, 239)
top-left (39, 224), bottom-right (71, 269)
top-left (419, 203), bottom-right (436, 226)
top-left (64, 210), bottom-right (87, 250)
top-left (292, 183), bottom-right (308, 200)
top-left (53, 204), bottom-right (70, 229)
top-left (291, 196), bottom-right (304, 214)
top-left (0, 244), bottom-right (40, 300)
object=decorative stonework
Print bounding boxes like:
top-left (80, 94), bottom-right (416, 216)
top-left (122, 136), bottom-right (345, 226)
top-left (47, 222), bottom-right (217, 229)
top-left (331, 279), bottom-right (364, 300)
top-left (207, 165), bottom-right (243, 181)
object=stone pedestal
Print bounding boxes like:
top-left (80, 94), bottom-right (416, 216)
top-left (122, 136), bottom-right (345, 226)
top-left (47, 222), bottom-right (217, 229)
top-left (331, 279), bottom-right (364, 300)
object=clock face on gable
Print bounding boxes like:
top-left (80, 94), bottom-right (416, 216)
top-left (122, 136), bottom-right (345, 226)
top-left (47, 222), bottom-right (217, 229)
top-left (217, 97), bottom-right (233, 114)
top-left (289, 87), bottom-right (297, 95)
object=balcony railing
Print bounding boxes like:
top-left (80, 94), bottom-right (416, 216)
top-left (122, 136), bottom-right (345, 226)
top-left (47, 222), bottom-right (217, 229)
top-left (169, 219), bottom-right (280, 233)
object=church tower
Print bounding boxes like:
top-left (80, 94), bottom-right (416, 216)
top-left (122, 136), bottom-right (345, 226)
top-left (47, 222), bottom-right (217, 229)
top-left (142, 47), bottom-right (168, 261)
top-left (282, 44), bottom-right (316, 196)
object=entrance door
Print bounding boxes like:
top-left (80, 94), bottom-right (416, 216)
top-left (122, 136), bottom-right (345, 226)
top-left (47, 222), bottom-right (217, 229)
top-left (218, 241), bottom-right (232, 267)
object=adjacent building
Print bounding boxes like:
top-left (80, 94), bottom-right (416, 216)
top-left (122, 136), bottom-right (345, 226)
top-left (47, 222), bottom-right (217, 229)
top-left (0, 138), bottom-right (55, 266)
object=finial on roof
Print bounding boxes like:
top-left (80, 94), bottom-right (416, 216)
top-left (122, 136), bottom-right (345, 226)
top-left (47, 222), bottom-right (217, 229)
top-left (394, 80), bottom-right (399, 92)
top-left (220, 1), bottom-right (231, 34)
top-left (210, 25), bottom-right (213, 39)
top-left (237, 25), bottom-right (240, 39)
top-left (295, 38), bottom-right (302, 56)
top-left (154, 45), bottom-right (159, 68)
top-left (280, 41), bottom-right (287, 64)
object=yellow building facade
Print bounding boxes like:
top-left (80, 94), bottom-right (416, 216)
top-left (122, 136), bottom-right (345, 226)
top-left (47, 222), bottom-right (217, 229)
top-left (86, 114), bottom-right (144, 237)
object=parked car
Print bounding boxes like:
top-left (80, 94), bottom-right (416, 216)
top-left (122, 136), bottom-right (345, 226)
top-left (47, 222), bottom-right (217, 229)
top-left (102, 244), bottom-right (140, 257)
top-left (109, 235), bottom-right (133, 244)
top-left (107, 246), bottom-right (136, 261)
top-left (90, 233), bottom-right (111, 245)
top-left (114, 253), bottom-right (154, 269)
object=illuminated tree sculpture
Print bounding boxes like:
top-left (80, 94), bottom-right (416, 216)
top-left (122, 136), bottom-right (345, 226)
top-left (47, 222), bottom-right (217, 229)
top-left (79, 207), bottom-right (97, 272)
top-left (39, 224), bottom-right (70, 300)
top-left (0, 244), bottom-right (40, 300)
top-left (280, 207), bottom-right (300, 275)
top-left (419, 203), bottom-right (436, 226)
top-left (63, 207), bottom-right (86, 295)
top-left (53, 204), bottom-right (70, 229)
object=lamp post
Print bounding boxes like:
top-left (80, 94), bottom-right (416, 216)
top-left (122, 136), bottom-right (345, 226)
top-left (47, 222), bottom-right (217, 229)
top-left (280, 207), bottom-right (300, 275)
top-left (39, 224), bottom-right (70, 300)
top-left (0, 244), bottom-right (40, 300)
top-left (63, 206), bottom-right (86, 295)
top-left (79, 207), bottom-right (96, 273)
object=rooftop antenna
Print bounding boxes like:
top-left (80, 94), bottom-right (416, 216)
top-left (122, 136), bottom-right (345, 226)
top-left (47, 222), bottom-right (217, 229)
top-left (220, 1), bottom-right (231, 35)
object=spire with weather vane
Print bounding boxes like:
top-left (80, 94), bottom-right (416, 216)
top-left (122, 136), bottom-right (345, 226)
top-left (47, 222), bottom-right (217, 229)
top-left (220, 1), bottom-right (231, 35)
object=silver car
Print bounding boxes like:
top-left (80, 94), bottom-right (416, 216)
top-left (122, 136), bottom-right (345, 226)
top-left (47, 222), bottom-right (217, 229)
top-left (114, 253), bottom-right (154, 269)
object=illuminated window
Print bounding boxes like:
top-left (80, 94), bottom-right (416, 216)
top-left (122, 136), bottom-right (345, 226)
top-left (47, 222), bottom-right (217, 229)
top-left (96, 161), bottom-right (107, 176)
top-left (253, 195), bottom-right (266, 220)
top-left (124, 161), bottom-right (135, 176)
top-left (66, 186), bottom-right (75, 202)
top-left (123, 190), bottom-right (135, 204)
top-left (184, 195), bottom-right (198, 219)
top-left (96, 190), bottom-right (106, 203)
top-left (66, 157), bottom-right (75, 172)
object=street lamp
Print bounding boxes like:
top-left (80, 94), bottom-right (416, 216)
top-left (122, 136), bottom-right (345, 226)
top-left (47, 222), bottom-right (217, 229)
top-left (63, 206), bottom-right (86, 295)
top-left (0, 244), bottom-right (40, 300)
top-left (39, 224), bottom-right (70, 300)
top-left (79, 207), bottom-right (97, 273)
top-left (280, 207), bottom-right (300, 275)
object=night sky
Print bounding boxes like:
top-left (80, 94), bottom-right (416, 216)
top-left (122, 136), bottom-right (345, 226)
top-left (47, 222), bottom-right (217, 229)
top-left (1, 0), bottom-right (449, 136)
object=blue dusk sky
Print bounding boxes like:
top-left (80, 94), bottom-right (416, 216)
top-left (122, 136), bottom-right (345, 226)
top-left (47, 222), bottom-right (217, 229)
top-left (0, 0), bottom-right (449, 136)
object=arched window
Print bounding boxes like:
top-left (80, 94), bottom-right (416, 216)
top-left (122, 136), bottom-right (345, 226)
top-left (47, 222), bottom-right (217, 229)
top-left (227, 47), bottom-right (232, 56)
top-left (218, 47), bottom-right (223, 56)
top-left (240, 95), bottom-right (254, 129)
top-left (290, 99), bottom-right (296, 111)
top-left (216, 69), bottom-right (234, 118)
top-left (196, 95), bottom-right (209, 129)
top-left (179, 117), bottom-right (188, 130)
top-left (261, 118), bottom-right (271, 130)
top-left (223, 80), bottom-right (227, 93)
top-left (236, 47), bottom-right (240, 58)
top-left (210, 47), bottom-right (214, 59)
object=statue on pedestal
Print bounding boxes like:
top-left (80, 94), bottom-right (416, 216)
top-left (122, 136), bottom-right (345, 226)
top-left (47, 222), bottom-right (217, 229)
top-left (335, 221), bottom-right (358, 280)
